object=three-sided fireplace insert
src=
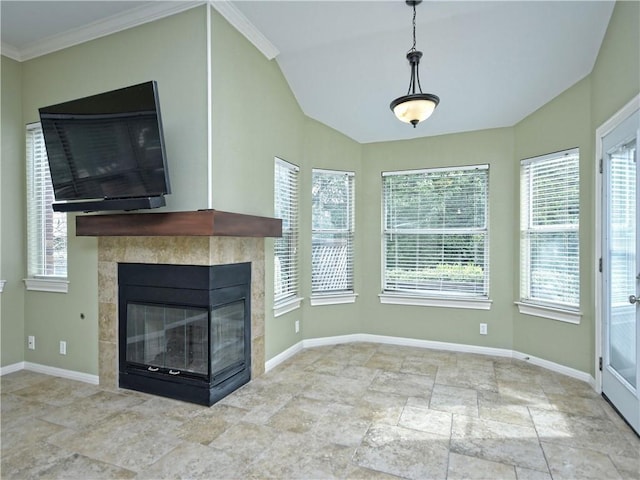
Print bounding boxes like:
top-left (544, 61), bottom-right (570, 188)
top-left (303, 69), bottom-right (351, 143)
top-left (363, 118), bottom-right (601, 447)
top-left (118, 262), bottom-right (251, 406)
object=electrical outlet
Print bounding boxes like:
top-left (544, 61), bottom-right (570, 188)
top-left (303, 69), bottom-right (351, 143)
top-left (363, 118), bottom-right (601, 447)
top-left (295, 320), bottom-right (300, 333)
top-left (59, 341), bottom-right (67, 355)
top-left (28, 336), bottom-right (35, 350)
top-left (480, 323), bottom-right (488, 335)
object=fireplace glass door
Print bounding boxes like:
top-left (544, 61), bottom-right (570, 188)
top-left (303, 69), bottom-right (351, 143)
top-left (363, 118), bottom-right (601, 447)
top-left (211, 300), bottom-right (245, 382)
top-left (127, 303), bottom-right (209, 376)
top-left (119, 262), bottom-right (251, 405)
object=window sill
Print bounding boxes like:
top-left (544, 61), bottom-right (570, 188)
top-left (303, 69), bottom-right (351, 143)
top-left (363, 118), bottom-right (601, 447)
top-left (379, 293), bottom-right (492, 310)
top-left (310, 292), bottom-right (358, 306)
top-left (515, 301), bottom-right (581, 324)
top-left (24, 278), bottom-right (69, 293)
top-left (274, 296), bottom-right (303, 317)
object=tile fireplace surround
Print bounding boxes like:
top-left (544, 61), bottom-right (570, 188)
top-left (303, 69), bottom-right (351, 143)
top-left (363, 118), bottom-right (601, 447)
top-left (97, 235), bottom-right (266, 390)
top-left (79, 209), bottom-right (281, 390)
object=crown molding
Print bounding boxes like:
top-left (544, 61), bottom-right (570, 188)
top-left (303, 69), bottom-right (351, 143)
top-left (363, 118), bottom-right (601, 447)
top-left (2, 1), bottom-right (278, 63)
top-left (209, 1), bottom-right (279, 60)
top-left (1, 42), bottom-right (22, 61)
top-left (9, 1), bottom-right (204, 62)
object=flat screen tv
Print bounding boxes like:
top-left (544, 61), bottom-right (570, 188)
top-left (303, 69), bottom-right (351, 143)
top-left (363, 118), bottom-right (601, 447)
top-left (38, 81), bottom-right (171, 212)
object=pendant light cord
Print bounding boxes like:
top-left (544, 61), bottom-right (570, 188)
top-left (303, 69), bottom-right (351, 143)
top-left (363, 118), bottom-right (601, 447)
top-left (407, 2), bottom-right (423, 95)
top-left (410, 2), bottom-right (417, 53)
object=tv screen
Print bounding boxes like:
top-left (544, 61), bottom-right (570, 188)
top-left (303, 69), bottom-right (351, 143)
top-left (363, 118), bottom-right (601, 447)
top-left (38, 81), bottom-right (171, 212)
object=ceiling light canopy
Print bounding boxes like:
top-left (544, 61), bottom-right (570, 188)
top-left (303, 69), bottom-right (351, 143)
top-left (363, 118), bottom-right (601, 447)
top-left (390, 0), bottom-right (440, 128)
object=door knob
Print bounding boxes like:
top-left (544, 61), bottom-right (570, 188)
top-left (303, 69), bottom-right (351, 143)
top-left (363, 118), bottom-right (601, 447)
top-left (630, 295), bottom-right (638, 305)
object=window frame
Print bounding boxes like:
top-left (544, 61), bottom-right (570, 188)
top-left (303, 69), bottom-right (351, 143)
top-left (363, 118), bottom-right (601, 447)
top-left (273, 157), bottom-right (301, 315)
top-left (518, 148), bottom-right (581, 323)
top-left (310, 168), bottom-right (356, 305)
top-left (25, 123), bottom-right (68, 293)
top-left (380, 164), bottom-right (491, 309)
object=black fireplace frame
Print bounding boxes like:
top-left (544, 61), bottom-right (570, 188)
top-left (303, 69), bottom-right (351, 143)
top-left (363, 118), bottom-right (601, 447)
top-left (118, 262), bottom-right (251, 406)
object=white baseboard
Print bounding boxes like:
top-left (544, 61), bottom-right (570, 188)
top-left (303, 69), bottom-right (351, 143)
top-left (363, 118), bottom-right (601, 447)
top-left (302, 334), bottom-right (364, 349)
top-left (0, 362), bottom-right (26, 376)
top-left (0, 361), bottom-right (99, 385)
top-left (24, 362), bottom-right (99, 385)
top-left (5, 339), bottom-right (592, 389)
top-left (265, 333), bottom-right (595, 387)
top-left (264, 341), bottom-right (304, 372)
top-left (511, 351), bottom-right (595, 386)
top-left (355, 334), bottom-right (515, 359)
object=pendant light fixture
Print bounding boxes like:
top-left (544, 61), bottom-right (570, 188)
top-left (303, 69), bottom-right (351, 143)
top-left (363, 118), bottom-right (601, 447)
top-left (390, 0), bottom-right (440, 127)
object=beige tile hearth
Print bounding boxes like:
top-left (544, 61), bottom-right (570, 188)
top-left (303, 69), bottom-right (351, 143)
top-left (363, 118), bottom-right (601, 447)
top-left (2, 343), bottom-right (639, 479)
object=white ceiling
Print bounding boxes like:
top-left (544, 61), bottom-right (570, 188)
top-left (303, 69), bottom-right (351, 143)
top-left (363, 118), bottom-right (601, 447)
top-left (1, 1), bottom-right (615, 144)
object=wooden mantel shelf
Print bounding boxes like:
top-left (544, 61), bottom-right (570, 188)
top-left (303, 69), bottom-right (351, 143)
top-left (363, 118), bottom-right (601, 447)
top-left (76, 209), bottom-right (282, 238)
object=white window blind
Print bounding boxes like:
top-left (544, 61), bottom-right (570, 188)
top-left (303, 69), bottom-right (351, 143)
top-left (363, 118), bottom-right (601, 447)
top-left (608, 141), bottom-right (636, 309)
top-left (382, 165), bottom-right (489, 297)
top-left (274, 158), bottom-right (299, 305)
top-left (311, 169), bottom-right (354, 294)
top-left (520, 148), bottom-right (579, 309)
top-left (26, 123), bottom-right (67, 278)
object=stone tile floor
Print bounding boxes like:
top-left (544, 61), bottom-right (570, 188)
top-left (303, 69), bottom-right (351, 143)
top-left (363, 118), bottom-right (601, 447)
top-left (1, 342), bottom-right (639, 479)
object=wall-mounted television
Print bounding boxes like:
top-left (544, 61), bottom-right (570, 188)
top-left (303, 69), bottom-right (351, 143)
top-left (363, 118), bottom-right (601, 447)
top-left (38, 81), bottom-right (171, 212)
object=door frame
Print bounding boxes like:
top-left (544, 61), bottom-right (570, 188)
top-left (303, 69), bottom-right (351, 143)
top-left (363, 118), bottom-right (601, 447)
top-left (595, 93), bottom-right (640, 393)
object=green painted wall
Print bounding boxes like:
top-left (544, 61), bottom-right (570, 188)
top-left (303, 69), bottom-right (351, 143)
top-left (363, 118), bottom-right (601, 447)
top-left (210, 8), bottom-right (304, 217)
top-left (511, 0), bottom-right (639, 375)
top-left (18, 7), bottom-right (209, 374)
top-left (1, 55), bottom-right (26, 367)
top-left (4, 1), bottom-right (636, 377)
top-left (209, 10), bottom-right (366, 358)
top-left (360, 128), bottom-right (516, 349)
top-left (21, 7), bottom-right (209, 212)
top-left (591, 1), bottom-right (640, 129)
top-left (300, 118), bottom-right (363, 340)
top-left (590, 0), bottom-right (639, 372)
top-left (513, 77), bottom-right (593, 372)
top-left (210, 8), bottom-right (307, 359)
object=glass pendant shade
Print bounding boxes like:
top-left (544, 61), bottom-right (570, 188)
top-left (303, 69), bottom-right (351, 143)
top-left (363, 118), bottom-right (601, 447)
top-left (391, 94), bottom-right (439, 126)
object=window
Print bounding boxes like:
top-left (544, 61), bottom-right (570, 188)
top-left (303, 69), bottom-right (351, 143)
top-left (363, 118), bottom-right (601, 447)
top-left (26, 123), bottom-right (68, 292)
top-left (274, 158), bottom-right (300, 313)
top-left (311, 169), bottom-right (355, 303)
top-left (382, 165), bottom-right (489, 305)
top-left (519, 148), bottom-right (579, 317)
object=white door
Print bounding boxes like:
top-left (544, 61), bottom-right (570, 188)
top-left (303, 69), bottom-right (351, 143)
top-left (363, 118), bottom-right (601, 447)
top-left (601, 106), bottom-right (639, 435)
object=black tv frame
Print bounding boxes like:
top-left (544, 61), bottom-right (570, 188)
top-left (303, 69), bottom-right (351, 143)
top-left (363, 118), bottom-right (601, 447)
top-left (52, 196), bottom-right (166, 213)
top-left (39, 81), bottom-right (171, 213)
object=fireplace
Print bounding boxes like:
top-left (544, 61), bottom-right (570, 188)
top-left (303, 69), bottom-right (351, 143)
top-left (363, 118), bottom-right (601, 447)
top-left (118, 261), bottom-right (251, 406)
top-left (81, 211), bottom-right (279, 396)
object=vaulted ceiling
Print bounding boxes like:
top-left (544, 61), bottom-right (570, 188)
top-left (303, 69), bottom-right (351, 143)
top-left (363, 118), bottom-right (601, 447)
top-left (1, 1), bottom-right (615, 143)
